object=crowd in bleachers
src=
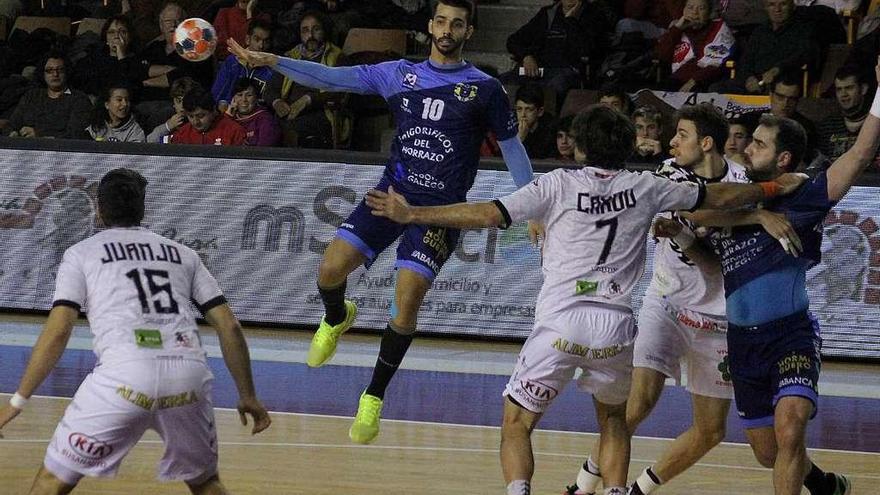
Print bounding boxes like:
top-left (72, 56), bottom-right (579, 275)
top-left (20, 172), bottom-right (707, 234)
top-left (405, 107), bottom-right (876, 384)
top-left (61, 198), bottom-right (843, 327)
top-left (0, 0), bottom-right (879, 173)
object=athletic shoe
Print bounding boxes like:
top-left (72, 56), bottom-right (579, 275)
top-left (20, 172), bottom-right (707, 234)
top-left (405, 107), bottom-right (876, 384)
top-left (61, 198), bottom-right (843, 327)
top-left (307, 300), bottom-right (357, 367)
top-left (829, 473), bottom-right (851, 495)
top-left (563, 485), bottom-right (591, 495)
top-left (349, 391), bottom-right (383, 444)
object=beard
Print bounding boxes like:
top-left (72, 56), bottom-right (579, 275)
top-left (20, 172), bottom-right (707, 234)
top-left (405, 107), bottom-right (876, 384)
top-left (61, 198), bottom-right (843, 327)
top-left (745, 164), bottom-right (777, 181)
top-left (431, 34), bottom-right (463, 56)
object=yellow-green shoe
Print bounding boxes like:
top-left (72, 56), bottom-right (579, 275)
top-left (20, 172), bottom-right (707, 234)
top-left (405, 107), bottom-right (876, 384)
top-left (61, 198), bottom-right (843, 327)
top-left (349, 391), bottom-right (383, 444)
top-left (307, 300), bottom-right (357, 367)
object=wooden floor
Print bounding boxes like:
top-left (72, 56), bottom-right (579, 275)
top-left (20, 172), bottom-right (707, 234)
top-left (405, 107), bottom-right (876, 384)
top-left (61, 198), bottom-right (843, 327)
top-left (2, 395), bottom-right (876, 495)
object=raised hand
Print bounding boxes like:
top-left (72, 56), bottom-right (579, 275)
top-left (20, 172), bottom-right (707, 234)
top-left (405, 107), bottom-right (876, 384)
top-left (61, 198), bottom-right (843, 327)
top-left (227, 39), bottom-right (278, 68)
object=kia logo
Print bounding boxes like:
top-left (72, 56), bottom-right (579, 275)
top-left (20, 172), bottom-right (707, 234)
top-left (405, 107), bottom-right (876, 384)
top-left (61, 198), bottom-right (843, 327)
top-left (68, 433), bottom-right (113, 459)
top-left (520, 380), bottom-right (558, 402)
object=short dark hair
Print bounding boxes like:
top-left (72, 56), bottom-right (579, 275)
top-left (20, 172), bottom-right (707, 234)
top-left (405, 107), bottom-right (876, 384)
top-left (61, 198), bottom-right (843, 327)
top-left (598, 86), bottom-right (631, 114)
top-left (233, 77), bottom-right (261, 96)
top-left (169, 77), bottom-right (201, 100)
top-left (39, 49), bottom-right (69, 85)
top-left (571, 104), bottom-right (636, 169)
top-left (729, 111), bottom-right (760, 134)
top-left (434, 0), bottom-right (475, 25)
top-left (771, 70), bottom-right (802, 93)
top-left (182, 89), bottom-right (216, 112)
top-left (299, 10), bottom-right (331, 39)
top-left (759, 113), bottom-right (807, 169)
top-left (675, 103), bottom-right (729, 154)
top-left (834, 64), bottom-right (866, 86)
top-left (101, 15), bottom-right (140, 52)
top-left (91, 81), bottom-right (134, 129)
top-left (555, 114), bottom-right (575, 134)
top-left (515, 83), bottom-right (544, 108)
top-left (98, 168), bottom-right (148, 227)
top-left (248, 18), bottom-right (273, 35)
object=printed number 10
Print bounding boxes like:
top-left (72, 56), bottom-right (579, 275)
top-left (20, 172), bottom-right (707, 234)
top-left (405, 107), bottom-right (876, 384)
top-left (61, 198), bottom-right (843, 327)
top-left (421, 98), bottom-right (444, 121)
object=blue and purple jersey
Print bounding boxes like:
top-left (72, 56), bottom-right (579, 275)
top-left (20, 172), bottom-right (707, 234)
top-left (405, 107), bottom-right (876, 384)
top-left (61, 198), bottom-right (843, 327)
top-left (355, 59), bottom-right (518, 203)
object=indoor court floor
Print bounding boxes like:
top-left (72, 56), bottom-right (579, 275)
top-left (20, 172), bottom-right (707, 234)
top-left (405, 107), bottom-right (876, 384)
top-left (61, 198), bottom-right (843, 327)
top-left (1, 313), bottom-right (877, 494)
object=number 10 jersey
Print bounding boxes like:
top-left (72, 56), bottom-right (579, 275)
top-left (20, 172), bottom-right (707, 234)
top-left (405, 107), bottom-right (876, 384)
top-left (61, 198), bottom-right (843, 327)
top-left (52, 227), bottom-right (225, 365)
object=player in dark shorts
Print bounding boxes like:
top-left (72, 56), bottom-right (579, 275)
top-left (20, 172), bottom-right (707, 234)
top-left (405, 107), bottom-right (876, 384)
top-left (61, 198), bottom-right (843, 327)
top-left (656, 58), bottom-right (880, 495)
top-left (227, 0), bottom-right (535, 445)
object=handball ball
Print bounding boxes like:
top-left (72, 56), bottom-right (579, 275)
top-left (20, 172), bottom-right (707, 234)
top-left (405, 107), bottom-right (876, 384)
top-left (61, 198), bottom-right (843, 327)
top-left (173, 18), bottom-right (217, 62)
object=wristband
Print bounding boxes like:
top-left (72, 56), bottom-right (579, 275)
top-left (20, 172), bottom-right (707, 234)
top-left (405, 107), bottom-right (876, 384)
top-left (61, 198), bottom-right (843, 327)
top-left (10, 392), bottom-right (28, 409)
top-left (871, 88), bottom-right (880, 118)
top-left (759, 181), bottom-right (780, 199)
top-left (672, 226), bottom-right (695, 250)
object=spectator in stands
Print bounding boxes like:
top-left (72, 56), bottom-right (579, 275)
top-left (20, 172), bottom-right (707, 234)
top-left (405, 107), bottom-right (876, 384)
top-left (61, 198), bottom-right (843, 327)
top-left (655, 0), bottom-right (735, 92)
top-left (370, 0), bottom-right (432, 35)
top-left (229, 77), bottom-right (281, 146)
top-left (598, 87), bottom-right (632, 115)
top-left (515, 83), bottom-right (556, 159)
top-left (818, 65), bottom-right (876, 163)
top-left (631, 105), bottom-right (670, 165)
top-left (4, 51), bottom-right (91, 139)
top-left (768, 72), bottom-right (818, 152)
top-left (553, 114), bottom-right (576, 162)
top-left (214, 0), bottom-right (272, 60)
top-left (171, 89), bottom-right (247, 145)
top-left (72, 15), bottom-right (150, 98)
top-left (725, 111), bottom-right (760, 165)
top-left (87, 83), bottom-right (147, 142)
top-left (147, 76), bottom-right (201, 142)
top-left (265, 10), bottom-right (342, 147)
top-left (212, 19), bottom-right (274, 113)
top-left (139, 2), bottom-right (214, 101)
top-left (504, 0), bottom-right (613, 100)
top-left (711, 0), bottom-right (818, 94)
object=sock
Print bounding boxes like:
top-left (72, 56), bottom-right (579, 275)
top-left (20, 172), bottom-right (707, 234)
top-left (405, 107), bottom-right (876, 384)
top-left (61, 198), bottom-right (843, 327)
top-left (365, 325), bottom-right (413, 399)
top-left (576, 456), bottom-right (602, 494)
top-left (604, 488), bottom-right (626, 495)
top-left (507, 480), bottom-right (530, 495)
top-left (631, 467), bottom-right (662, 495)
top-left (318, 282), bottom-right (347, 326)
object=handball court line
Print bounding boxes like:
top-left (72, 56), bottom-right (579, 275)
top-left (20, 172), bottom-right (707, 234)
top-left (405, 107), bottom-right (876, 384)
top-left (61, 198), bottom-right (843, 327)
top-left (4, 393), bottom-right (879, 465)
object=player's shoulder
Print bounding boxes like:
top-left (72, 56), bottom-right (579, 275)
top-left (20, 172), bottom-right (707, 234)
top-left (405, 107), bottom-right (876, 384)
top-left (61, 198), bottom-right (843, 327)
top-left (652, 159), bottom-right (694, 182)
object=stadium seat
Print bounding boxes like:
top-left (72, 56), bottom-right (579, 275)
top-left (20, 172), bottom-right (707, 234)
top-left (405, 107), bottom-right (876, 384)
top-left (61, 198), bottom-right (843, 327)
top-left (559, 89), bottom-right (598, 118)
top-left (11, 16), bottom-right (71, 37)
top-left (74, 17), bottom-right (106, 37)
top-left (342, 28), bottom-right (407, 57)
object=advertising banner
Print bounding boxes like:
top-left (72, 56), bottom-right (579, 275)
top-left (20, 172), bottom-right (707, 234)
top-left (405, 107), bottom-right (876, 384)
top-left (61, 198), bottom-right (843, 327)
top-left (0, 149), bottom-right (877, 358)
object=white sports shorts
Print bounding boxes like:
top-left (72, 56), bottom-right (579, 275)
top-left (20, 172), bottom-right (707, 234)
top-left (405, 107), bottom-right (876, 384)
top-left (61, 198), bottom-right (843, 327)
top-left (633, 295), bottom-right (733, 399)
top-left (504, 303), bottom-right (635, 413)
top-left (44, 357), bottom-right (217, 485)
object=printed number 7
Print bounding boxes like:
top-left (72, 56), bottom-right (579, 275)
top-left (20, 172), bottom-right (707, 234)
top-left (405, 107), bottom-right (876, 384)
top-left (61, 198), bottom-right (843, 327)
top-left (596, 218), bottom-right (617, 265)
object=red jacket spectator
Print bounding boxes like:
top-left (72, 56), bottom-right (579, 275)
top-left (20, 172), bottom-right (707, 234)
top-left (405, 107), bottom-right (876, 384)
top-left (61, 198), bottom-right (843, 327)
top-left (656, 18), bottom-right (734, 85)
top-left (214, 1), bottom-right (271, 60)
top-left (171, 113), bottom-right (247, 145)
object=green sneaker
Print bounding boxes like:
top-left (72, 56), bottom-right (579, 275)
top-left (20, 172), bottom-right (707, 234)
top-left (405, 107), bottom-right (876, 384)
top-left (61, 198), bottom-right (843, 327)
top-left (307, 300), bottom-right (357, 367)
top-left (349, 391), bottom-right (383, 444)
top-left (829, 473), bottom-right (851, 495)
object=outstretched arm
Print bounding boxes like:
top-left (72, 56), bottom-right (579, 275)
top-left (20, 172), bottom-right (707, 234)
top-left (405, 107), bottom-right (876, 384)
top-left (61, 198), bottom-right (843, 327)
top-left (227, 39), bottom-right (371, 94)
top-left (826, 57), bottom-right (880, 202)
top-left (366, 186), bottom-right (504, 229)
top-left (497, 137), bottom-right (534, 188)
top-left (0, 305), bottom-right (78, 435)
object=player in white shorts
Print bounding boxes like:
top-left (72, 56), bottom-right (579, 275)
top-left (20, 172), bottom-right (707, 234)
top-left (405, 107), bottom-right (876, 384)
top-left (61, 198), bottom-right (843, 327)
top-left (569, 104), bottom-right (801, 495)
top-left (363, 104), bottom-right (808, 495)
top-left (0, 169), bottom-right (271, 495)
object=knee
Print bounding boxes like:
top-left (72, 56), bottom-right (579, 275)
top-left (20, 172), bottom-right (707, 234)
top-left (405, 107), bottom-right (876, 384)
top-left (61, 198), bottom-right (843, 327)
top-left (598, 402), bottom-right (627, 430)
top-left (317, 256), bottom-right (348, 285)
top-left (775, 421), bottom-right (806, 453)
top-left (697, 422), bottom-right (727, 450)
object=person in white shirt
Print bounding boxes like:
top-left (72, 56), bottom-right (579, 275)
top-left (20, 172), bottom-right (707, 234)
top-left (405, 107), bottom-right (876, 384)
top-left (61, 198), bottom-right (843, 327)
top-left (0, 168), bottom-right (271, 495)
top-left (363, 104), bottom-right (808, 495)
